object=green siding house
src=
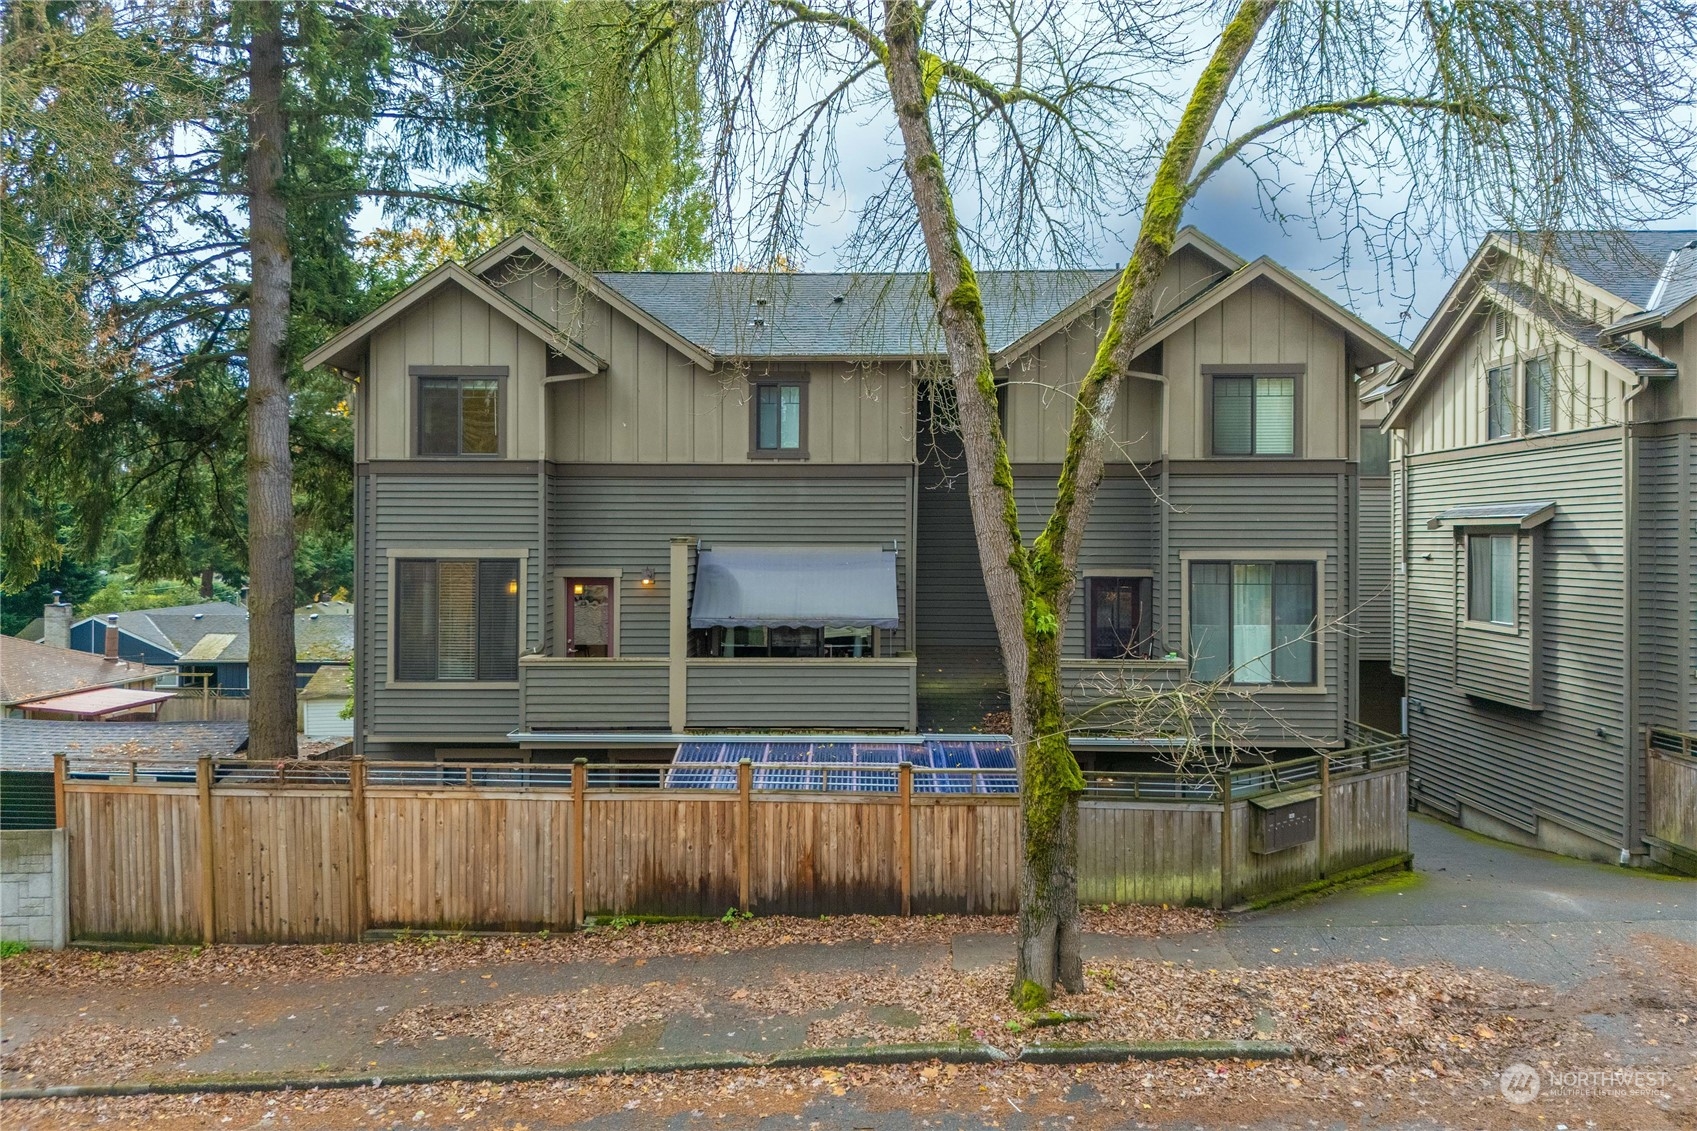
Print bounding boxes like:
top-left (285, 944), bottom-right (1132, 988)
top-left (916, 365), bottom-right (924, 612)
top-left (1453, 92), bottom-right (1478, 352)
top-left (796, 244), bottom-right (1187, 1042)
top-left (1380, 230), bottom-right (1697, 863)
top-left (305, 228), bottom-right (1406, 766)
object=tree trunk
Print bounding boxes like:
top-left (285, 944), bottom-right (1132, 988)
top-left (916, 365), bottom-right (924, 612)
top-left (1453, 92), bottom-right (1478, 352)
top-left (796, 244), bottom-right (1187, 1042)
top-left (881, 0), bottom-right (1274, 996)
top-left (243, 2), bottom-right (296, 762)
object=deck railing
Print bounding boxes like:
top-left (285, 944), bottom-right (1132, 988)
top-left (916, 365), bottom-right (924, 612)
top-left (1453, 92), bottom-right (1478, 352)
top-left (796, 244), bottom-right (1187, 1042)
top-left (1645, 725), bottom-right (1697, 874)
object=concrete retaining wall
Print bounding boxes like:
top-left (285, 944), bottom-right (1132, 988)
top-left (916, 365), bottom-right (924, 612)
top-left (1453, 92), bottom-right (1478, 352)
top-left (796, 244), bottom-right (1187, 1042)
top-left (1, 828), bottom-right (68, 949)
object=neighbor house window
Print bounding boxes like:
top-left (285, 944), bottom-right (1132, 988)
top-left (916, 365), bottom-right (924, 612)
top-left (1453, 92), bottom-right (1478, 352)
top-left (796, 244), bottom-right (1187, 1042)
top-left (1486, 365), bottom-right (1514, 439)
top-left (1466, 534), bottom-right (1516, 626)
top-left (1086, 577), bottom-right (1152, 660)
top-left (1523, 357), bottom-right (1553, 433)
top-left (1189, 561), bottom-right (1317, 685)
top-left (751, 379), bottom-right (806, 456)
top-left (417, 373), bottom-right (502, 456)
top-left (395, 558), bottom-right (519, 681)
top-left (1212, 375), bottom-right (1295, 456)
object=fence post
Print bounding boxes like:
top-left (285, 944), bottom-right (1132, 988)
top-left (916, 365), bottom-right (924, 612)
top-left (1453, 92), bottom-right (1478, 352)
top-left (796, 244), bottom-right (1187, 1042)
top-left (1218, 771), bottom-right (1233, 910)
top-left (737, 759), bottom-right (752, 914)
top-left (1318, 755), bottom-right (1331, 879)
top-left (53, 753), bottom-right (66, 829)
top-left (196, 756), bottom-right (217, 945)
top-left (350, 757), bottom-right (368, 942)
top-left (571, 758), bottom-right (587, 927)
top-left (899, 761), bottom-right (913, 916)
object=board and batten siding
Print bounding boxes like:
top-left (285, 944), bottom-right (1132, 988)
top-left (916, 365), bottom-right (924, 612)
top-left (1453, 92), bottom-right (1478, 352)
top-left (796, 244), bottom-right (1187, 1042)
top-left (1635, 432), bottom-right (1697, 732)
top-left (1162, 472), bottom-right (1351, 745)
top-left (363, 281), bottom-right (550, 462)
top-left (485, 258), bottom-right (915, 465)
top-left (548, 472), bottom-right (915, 656)
top-left (361, 473), bottom-right (541, 744)
top-left (1355, 478), bottom-right (1394, 662)
top-left (1403, 437), bottom-right (1629, 849)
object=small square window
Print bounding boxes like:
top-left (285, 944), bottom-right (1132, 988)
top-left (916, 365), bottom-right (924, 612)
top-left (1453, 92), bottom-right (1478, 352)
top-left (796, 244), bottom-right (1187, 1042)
top-left (1086, 577), bottom-right (1153, 660)
top-left (1212, 375), bottom-right (1296, 456)
top-left (750, 379), bottom-right (807, 457)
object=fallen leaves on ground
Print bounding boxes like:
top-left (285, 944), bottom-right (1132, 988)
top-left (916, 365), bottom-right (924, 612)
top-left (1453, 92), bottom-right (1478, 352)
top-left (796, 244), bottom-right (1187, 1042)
top-left (0, 905), bottom-right (1215, 991)
top-left (0, 1022), bottom-right (208, 1082)
top-left (378, 981), bottom-right (708, 1064)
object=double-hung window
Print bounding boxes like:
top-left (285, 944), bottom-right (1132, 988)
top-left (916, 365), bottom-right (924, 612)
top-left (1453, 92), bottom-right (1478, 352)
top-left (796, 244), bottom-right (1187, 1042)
top-left (1466, 534), bottom-right (1516, 626)
top-left (1486, 365), bottom-right (1514, 440)
top-left (1086, 577), bottom-right (1153, 660)
top-left (1188, 561), bottom-right (1317, 685)
top-left (1212, 374), bottom-right (1296, 456)
top-left (418, 371), bottom-right (502, 456)
top-left (751, 378), bottom-right (806, 456)
top-left (1523, 357), bottom-right (1553, 434)
top-left (395, 558), bottom-right (520, 681)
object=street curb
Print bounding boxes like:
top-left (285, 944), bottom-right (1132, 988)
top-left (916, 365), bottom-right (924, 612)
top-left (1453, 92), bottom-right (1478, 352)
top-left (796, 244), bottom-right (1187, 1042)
top-left (0, 1040), bottom-right (1299, 1101)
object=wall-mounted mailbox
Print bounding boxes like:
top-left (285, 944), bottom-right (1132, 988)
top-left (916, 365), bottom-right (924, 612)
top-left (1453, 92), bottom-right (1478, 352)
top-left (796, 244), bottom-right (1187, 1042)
top-left (1250, 789), bottom-right (1318, 854)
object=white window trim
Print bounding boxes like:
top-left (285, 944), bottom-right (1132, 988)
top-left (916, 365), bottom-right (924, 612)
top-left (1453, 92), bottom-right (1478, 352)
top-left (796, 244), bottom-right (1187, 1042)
top-left (1178, 549), bottom-right (1329, 695)
top-left (553, 567), bottom-right (624, 658)
top-left (384, 547), bottom-right (529, 690)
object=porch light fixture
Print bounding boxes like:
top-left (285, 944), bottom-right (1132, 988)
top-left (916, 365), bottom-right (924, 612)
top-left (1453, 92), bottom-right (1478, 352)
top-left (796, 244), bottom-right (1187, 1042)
top-left (507, 578), bottom-right (520, 596)
top-left (572, 583), bottom-right (584, 595)
top-left (639, 568), bottom-right (656, 588)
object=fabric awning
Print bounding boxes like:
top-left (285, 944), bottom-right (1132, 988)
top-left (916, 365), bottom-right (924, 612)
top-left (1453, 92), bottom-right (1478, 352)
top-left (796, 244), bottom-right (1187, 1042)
top-left (690, 545), bottom-right (899, 629)
top-left (1427, 500), bottom-right (1556, 530)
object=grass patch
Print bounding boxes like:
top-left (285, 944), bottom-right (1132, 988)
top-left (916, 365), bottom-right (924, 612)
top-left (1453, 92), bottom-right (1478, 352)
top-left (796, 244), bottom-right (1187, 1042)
top-left (0, 939), bottom-right (30, 959)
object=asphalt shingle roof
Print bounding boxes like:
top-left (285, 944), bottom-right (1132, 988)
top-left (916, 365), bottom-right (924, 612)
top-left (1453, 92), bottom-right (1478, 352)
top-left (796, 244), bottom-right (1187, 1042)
top-left (1514, 230), bottom-right (1697, 308)
top-left (1484, 279), bottom-right (1677, 376)
top-left (0, 719), bottom-right (249, 771)
top-left (63, 601), bottom-right (353, 665)
top-left (592, 269), bottom-right (1116, 358)
top-left (0, 636), bottom-right (168, 706)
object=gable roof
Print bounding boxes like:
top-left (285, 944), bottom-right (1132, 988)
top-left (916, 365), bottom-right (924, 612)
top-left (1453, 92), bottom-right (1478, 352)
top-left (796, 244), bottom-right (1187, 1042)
top-left (1130, 257), bottom-right (1412, 371)
top-left (1519, 230), bottom-right (1697, 308)
top-left (0, 637), bottom-right (167, 706)
top-left (302, 262), bottom-right (606, 376)
top-left (62, 602), bottom-right (352, 666)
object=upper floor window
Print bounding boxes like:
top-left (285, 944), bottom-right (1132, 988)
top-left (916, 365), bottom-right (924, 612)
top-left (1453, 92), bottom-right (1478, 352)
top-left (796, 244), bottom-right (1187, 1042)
top-left (1466, 533), bottom-right (1516, 626)
top-left (750, 378), bottom-right (807, 457)
top-left (1486, 365), bottom-right (1514, 440)
top-left (417, 370), bottom-right (503, 456)
top-left (395, 557), bottom-right (519, 681)
top-left (1086, 576), bottom-right (1153, 660)
top-left (1523, 357), bottom-right (1553, 433)
top-left (1188, 560), bottom-right (1317, 685)
top-left (1212, 374), bottom-right (1295, 456)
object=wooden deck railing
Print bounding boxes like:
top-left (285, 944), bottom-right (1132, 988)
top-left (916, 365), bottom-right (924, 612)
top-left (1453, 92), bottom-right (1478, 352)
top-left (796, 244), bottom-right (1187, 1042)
top-left (57, 727), bottom-right (1409, 943)
top-left (1646, 726), bottom-right (1697, 874)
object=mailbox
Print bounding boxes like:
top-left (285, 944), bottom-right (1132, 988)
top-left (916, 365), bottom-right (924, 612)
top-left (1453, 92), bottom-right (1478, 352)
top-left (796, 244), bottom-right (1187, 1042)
top-left (1250, 789), bottom-right (1318, 854)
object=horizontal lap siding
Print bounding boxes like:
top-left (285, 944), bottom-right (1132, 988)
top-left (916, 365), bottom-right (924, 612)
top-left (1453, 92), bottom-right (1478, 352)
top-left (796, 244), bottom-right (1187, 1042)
top-left (915, 450), bottom-right (999, 658)
top-left (522, 661), bottom-right (669, 730)
top-left (1356, 480), bottom-right (1393, 661)
top-left (685, 663), bottom-right (915, 730)
top-left (1016, 476), bottom-right (1159, 658)
top-left (1635, 434), bottom-right (1694, 731)
top-left (549, 474), bottom-right (913, 656)
top-left (366, 475), bottom-right (540, 741)
top-left (1165, 474), bottom-right (1347, 744)
top-left (366, 792), bottom-right (573, 929)
top-left (1404, 439), bottom-right (1628, 845)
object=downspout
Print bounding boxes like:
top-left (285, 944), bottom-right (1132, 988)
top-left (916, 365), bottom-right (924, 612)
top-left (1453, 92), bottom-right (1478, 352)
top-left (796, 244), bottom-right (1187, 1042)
top-left (1620, 374), bottom-right (1653, 861)
top-left (1159, 380), bottom-right (1171, 653)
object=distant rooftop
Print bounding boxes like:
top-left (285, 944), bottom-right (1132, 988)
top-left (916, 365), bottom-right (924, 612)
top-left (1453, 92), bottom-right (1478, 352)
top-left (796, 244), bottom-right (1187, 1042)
top-left (0, 636), bottom-right (168, 706)
top-left (0, 719), bottom-right (249, 772)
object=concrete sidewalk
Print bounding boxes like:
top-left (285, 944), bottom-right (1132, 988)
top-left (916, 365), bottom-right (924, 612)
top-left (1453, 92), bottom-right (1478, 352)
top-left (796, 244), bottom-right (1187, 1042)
top-left (1, 815), bottom-right (1688, 1090)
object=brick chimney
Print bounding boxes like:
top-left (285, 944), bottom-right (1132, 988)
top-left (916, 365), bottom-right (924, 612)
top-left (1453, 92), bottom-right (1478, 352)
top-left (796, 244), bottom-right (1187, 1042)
top-left (104, 614), bottom-right (120, 661)
top-left (43, 591), bottom-right (72, 650)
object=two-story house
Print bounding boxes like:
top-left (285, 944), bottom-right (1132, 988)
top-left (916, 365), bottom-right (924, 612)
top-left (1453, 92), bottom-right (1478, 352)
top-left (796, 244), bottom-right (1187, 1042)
top-left (1379, 230), bottom-right (1696, 863)
top-left (305, 228), bottom-right (1406, 766)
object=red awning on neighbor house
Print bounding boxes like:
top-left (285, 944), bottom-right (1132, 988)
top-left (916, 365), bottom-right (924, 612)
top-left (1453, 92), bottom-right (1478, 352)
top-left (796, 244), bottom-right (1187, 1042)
top-left (16, 687), bottom-right (174, 720)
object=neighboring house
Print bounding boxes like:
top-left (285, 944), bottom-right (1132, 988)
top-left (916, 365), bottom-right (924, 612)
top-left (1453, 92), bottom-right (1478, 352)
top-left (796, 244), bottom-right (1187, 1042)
top-left (22, 601), bottom-right (355, 696)
top-left (305, 227), bottom-right (1406, 765)
top-left (1355, 371), bottom-right (1403, 733)
top-left (0, 635), bottom-right (170, 720)
top-left (298, 664), bottom-right (354, 740)
top-left (1379, 230), bottom-right (1697, 863)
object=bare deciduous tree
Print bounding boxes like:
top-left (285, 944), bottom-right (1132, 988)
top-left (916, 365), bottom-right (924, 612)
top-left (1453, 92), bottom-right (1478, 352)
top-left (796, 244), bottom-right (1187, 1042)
top-left (629, 0), bottom-right (1697, 997)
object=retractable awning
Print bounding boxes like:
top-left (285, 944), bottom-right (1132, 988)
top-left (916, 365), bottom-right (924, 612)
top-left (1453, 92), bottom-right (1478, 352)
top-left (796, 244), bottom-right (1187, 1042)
top-left (690, 545), bottom-right (899, 629)
top-left (1427, 500), bottom-right (1556, 530)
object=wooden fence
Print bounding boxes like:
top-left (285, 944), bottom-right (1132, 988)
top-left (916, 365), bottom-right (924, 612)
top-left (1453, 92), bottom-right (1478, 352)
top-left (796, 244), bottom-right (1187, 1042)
top-left (156, 691), bottom-right (250, 723)
top-left (1646, 727), bottom-right (1697, 875)
top-left (56, 730), bottom-right (1408, 943)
